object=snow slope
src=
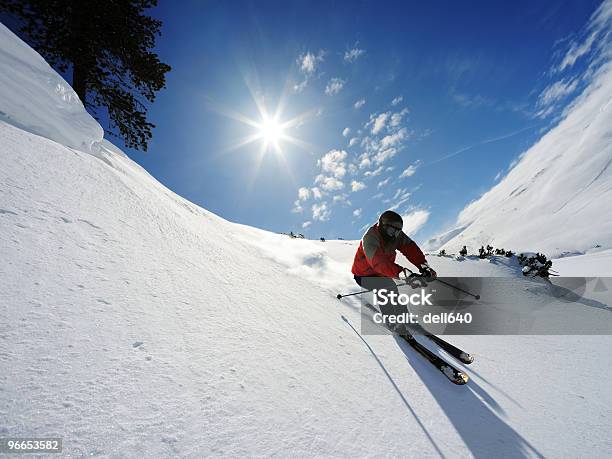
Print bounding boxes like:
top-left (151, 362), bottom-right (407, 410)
top-left (3, 121), bottom-right (612, 457)
top-left (553, 248), bottom-right (612, 276)
top-left (430, 3), bottom-right (612, 259)
top-left (2, 20), bottom-right (612, 458)
top-left (0, 23), bottom-right (102, 152)
top-left (435, 57), bottom-right (612, 258)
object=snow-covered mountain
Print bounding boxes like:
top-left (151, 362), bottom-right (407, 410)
top-left (434, 60), bottom-right (612, 257)
top-left (429, 5), bottom-right (612, 259)
top-left (1, 21), bottom-right (611, 457)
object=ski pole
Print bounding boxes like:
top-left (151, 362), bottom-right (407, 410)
top-left (433, 278), bottom-right (480, 300)
top-left (403, 268), bottom-right (481, 300)
top-left (336, 277), bottom-right (480, 300)
top-left (336, 290), bottom-right (369, 299)
top-left (336, 281), bottom-right (412, 300)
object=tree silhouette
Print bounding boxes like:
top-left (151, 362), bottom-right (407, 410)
top-left (2, 0), bottom-right (171, 151)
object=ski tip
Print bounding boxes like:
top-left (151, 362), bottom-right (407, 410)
top-left (443, 366), bottom-right (469, 385)
top-left (460, 352), bottom-right (475, 365)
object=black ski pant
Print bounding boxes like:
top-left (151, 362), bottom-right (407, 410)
top-left (354, 275), bottom-right (409, 326)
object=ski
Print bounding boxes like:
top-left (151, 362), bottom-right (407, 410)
top-left (415, 327), bottom-right (474, 365)
top-left (362, 302), bottom-right (474, 365)
top-left (399, 334), bottom-right (469, 385)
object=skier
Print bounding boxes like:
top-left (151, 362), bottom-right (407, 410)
top-left (351, 210), bottom-right (436, 333)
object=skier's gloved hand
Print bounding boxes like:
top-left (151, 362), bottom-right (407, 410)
top-left (419, 263), bottom-right (437, 279)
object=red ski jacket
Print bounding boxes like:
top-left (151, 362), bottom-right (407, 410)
top-left (351, 223), bottom-right (426, 278)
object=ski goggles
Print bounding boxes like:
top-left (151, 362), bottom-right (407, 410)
top-left (382, 224), bottom-right (402, 238)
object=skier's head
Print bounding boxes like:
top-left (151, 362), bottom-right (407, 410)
top-left (378, 210), bottom-right (403, 240)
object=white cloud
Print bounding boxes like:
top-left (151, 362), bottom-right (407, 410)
top-left (294, 50), bottom-right (325, 92)
top-left (393, 188), bottom-right (409, 200)
top-left (373, 147), bottom-right (398, 165)
top-left (557, 31), bottom-right (598, 73)
top-left (536, 78), bottom-right (579, 116)
top-left (390, 108), bottom-right (409, 127)
top-left (357, 108), bottom-right (412, 174)
top-left (344, 47), bottom-right (366, 63)
top-left (534, 104), bottom-right (556, 119)
top-left (300, 53), bottom-right (317, 74)
top-left (451, 90), bottom-right (493, 109)
top-left (377, 177), bottom-right (391, 188)
top-left (353, 208), bottom-right (363, 218)
top-left (297, 79), bottom-right (415, 215)
top-left (312, 202), bottom-right (331, 221)
top-left (388, 188), bottom-right (411, 210)
top-left (318, 149), bottom-right (347, 178)
top-left (552, 1), bottom-right (612, 77)
top-left (293, 80), bottom-right (309, 93)
top-left (325, 77), bottom-right (346, 95)
top-left (371, 192), bottom-right (384, 200)
top-left (351, 180), bottom-right (366, 192)
top-left (358, 154), bottom-right (372, 169)
top-left (292, 200), bottom-right (303, 213)
top-left (354, 98), bottom-right (366, 109)
top-left (399, 161), bottom-right (420, 178)
top-left (380, 128), bottom-right (407, 149)
top-left (364, 166), bottom-right (383, 177)
top-left (333, 193), bottom-right (352, 206)
top-left (298, 187), bottom-right (311, 201)
top-left (315, 174), bottom-right (344, 191)
top-left (391, 96), bottom-right (403, 106)
top-left (369, 112), bottom-right (390, 135)
top-left (298, 50), bottom-right (324, 75)
top-left (401, 209), bottom-right (430, 236)
top-left (302, 221), bottom-right (312, 228)
top-left (357, 109), bottom-right (409, 186)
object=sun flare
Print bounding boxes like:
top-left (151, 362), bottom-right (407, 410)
top-left (210, 84), bottom-right (318, 167)
top-left (258, 116), bottom-right (284, 147)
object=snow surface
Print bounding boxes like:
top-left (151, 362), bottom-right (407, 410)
top-left (553, 248), bottom-right (612, 276)
top-left (2, 20), bottom-right (612, 458)
top-left (433, 58), bottom-right (612, 257)
top-left (0, 23), bottom-right (102, 152)
top-left (428, 3), bottom-right (612, 258)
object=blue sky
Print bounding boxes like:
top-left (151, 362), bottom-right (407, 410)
top-left (125, 0), bottom-right (601, 241)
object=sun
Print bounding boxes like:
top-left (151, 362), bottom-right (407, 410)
top-left (209, 85), bottom-right (318, 164)
top-left (258, 116), bottom-right (284, 149)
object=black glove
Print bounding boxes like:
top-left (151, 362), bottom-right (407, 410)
top-left (400, 268), bottom-right (412, 280)
top-left (419, 263), bottom-right (437, 279)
